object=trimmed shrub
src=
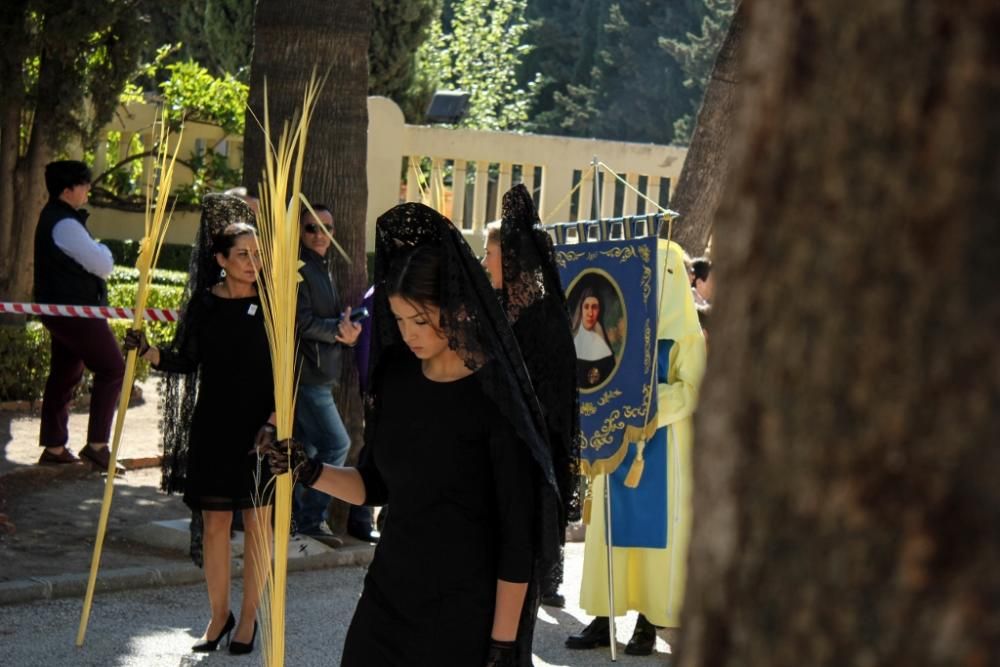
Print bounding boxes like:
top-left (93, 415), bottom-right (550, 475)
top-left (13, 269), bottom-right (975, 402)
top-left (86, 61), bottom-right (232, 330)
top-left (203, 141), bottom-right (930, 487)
top-left (103, 239), bottom-right (193, 272)
top-left (0, 267), bottom-right (186, 402)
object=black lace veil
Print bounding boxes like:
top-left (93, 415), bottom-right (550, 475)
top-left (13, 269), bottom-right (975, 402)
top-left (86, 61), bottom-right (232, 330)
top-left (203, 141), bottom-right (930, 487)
top-left (157, 193), bottom-right (255, 565)
top-left (159, 193), bottom-right (255, 492)
top-left (499, 184), bottom-right (582, 528)
top-left (370, 203), bottom-right (562, 662)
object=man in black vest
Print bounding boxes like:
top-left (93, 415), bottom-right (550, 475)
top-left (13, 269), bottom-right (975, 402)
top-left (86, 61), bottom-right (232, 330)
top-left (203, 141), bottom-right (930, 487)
top-left (34, 160), bottom-right (124, 469)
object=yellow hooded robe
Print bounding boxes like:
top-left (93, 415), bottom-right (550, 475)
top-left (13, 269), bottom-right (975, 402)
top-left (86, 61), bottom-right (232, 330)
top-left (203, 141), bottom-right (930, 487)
top-left (579, 239), bottom-right (706, 627)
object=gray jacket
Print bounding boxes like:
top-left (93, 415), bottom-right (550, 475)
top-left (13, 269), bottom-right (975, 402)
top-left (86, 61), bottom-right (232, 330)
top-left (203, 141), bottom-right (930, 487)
top-left (295, 246), bottom-right (345, 386)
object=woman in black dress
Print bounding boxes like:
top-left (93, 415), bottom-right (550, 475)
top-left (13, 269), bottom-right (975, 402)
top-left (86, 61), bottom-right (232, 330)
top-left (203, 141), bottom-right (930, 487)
top-left (483, 184), bottom-right (581, 609)
top-left (263, 203), bottom-right (564, 666)
top-left (125, 222), bottom-right (274, 654)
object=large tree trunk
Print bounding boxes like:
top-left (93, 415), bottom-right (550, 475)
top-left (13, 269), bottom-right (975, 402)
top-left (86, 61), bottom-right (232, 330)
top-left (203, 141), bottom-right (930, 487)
top-left (0, 108), bottom-right (50, 303)
top-left (244, 0), bottom-right (371, 532)
top-left (664, 3), bottom-right (744, 255)
top-left (680, 2), bottom-right (1000, 666)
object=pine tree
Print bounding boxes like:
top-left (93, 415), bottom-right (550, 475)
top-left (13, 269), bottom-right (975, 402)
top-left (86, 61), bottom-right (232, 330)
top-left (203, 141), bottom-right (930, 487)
top-left (566, 0), bottom-right (707, 143)
top-left (661, 0), bottom-right (735, 144)
top-left (369, 0), bottom-right (441, 121)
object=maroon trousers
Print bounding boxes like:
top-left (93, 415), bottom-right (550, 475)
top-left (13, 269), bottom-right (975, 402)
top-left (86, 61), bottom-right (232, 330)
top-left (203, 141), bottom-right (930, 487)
top-left (38, 316), bottom-right (125, 447)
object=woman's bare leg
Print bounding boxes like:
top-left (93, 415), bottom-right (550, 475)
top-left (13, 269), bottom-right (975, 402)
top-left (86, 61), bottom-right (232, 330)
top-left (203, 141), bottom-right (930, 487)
top-left (201, 510), bottom-right (233, 639)
top-left (235, 505), bottom-right (272, 643)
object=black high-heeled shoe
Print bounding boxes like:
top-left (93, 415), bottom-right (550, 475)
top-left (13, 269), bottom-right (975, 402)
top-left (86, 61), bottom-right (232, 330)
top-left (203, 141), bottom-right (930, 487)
top-left (229, 620), bottom-right (257, 655)
top-left (192, 611), bottom-right (235, 652)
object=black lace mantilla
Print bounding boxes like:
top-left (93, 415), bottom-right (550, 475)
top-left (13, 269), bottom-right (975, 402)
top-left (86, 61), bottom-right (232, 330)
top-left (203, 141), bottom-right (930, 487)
top-left (158, 193), bottom-right (255, 566)
top-left (499, 184), bottom-right (582, 528)
top-left (370, 203), bottom-right (562, 664)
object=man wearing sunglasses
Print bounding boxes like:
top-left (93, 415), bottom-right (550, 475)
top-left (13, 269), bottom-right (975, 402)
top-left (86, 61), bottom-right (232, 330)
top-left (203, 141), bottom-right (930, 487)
top-left (292, 203), bottom-right (362, 547)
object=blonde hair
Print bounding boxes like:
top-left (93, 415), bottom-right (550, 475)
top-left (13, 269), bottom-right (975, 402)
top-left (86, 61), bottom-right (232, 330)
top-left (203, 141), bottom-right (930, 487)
top-left (485, 221), bottom-right (502, 244)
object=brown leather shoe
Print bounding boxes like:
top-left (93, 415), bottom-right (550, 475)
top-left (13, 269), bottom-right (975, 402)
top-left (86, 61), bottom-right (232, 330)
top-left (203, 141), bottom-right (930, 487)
top-left (79, 444), bottom-right (126, 473)
top-left (38, 447), bottom-right (81, 465)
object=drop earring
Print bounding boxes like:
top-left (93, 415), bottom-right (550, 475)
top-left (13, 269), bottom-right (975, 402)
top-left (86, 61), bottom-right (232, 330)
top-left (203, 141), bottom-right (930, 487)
top-left (220, 268), bottom-right (226, 278)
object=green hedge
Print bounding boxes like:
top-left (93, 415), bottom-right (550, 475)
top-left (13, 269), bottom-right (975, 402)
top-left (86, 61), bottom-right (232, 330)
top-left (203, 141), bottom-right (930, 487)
top-left (103, 239), bottom-right (193, 272)
top-left (0, 268), bottom-right (185, 402)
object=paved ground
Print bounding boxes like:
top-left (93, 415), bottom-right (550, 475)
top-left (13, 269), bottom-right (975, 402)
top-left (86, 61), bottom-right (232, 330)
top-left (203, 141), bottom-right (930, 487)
top-left (0, 379), bottom-right (185, 580)
top-left (0, 378), bottom-right (676, 664)
top-left (0, 544), bottom-right (675, 666)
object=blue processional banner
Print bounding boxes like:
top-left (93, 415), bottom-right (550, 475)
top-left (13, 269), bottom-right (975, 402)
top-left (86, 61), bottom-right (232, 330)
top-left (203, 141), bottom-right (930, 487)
top-left (546, 216), bottom-right (661, 479)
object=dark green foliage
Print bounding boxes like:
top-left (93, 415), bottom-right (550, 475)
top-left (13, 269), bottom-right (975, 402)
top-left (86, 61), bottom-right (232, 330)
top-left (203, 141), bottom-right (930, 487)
top-left (0, 270), bottom-right (184, 400)
top-left (0, 1), bottom-right (151, 146)
top-left (556, 0), bottom-right (707, 144)
top-left (143, 0), bottom-right (254, 80)
top-left (0, 323), bottom-right (52, 402)
top-left (660, 0), bottom-right (735, 143)
top-left (369, 0), bottom-right (441, 121)
top-left (519, 0), bottom-right (591, 134)
top-left (107, 266), bottom-right (190, 287)
top-left (520, 0), bottom-right (732, 145)
top-left (102, 239), bottom-right (193, 273)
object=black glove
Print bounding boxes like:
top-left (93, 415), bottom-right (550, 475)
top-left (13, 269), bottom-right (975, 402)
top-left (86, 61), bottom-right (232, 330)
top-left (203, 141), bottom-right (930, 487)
top-left (254, 423), bottom-right (277, 452)
top-left (123, 329), bottom-right (150, 356)
top-left (254, 435), bottom-right (323, 487)
top-left (484, 639), bottom-right (516, 667)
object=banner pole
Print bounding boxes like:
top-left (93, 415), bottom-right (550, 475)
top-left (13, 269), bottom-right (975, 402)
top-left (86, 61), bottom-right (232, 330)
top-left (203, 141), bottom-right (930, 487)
top-left (604, 472), bottom-right (617, 661)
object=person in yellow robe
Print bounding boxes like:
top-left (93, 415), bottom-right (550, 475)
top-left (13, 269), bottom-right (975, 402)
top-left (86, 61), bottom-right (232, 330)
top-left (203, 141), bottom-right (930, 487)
top-left (566, 238), bottom-right (706, 655)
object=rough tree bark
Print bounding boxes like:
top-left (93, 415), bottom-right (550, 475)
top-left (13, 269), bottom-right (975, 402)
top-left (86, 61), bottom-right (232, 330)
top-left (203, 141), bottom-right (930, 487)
top-left (680, 2), bottom-right (1000, 666)
top-left (243, 0), bottom-right (371, 532)
top-left (664, 3), bottom-right (744, 256)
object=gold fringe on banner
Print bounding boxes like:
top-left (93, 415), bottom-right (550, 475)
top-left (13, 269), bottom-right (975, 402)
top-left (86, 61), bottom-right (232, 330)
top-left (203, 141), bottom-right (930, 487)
top-left (76, 116), bottom-right (183, 646)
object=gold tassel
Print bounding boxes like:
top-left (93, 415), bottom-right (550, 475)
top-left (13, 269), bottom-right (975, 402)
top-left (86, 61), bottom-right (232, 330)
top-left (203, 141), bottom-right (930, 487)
top-left (623, 441), bottom-right (646, 489)
top-left (582, 489), bottom-right (593, 525)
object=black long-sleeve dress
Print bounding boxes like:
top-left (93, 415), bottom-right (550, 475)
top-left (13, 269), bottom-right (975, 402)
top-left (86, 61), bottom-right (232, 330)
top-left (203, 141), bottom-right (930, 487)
top-left (341, 350), bottom-right (537, 666)
top-left (154, 290), bottom-right (275, 510)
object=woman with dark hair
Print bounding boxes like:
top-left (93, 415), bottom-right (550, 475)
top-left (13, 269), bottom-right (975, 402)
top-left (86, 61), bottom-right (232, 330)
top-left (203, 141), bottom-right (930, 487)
top-left (571, 286), bottom-right (616, 389)
top-left (483, 184), bottom-right (581, 609)
top-left (124, 220), bottom-right (274, 655)
top-left (261, 203), bottom-right (563, 666)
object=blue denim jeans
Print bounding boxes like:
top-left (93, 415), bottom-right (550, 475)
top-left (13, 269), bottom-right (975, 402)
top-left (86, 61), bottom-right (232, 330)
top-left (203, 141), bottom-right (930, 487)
top-left (292, 383), bottom-right (350, 532)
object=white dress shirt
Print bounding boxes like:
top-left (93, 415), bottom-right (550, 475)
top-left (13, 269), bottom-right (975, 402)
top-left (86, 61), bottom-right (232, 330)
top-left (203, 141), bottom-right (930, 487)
top-left (52, 218), bottom-right (114, 279)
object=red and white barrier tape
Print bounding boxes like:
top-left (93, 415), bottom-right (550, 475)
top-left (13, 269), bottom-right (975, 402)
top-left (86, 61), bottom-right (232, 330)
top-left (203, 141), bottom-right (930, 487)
top-left (0, 301), bottom-right (179, 322)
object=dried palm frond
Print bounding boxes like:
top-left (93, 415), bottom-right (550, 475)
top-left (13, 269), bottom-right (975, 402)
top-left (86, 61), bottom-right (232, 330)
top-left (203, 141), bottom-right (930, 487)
top-left (77, 116), bottom-right (183, 646)
top-left (250, 72), bottom-right (324, 667)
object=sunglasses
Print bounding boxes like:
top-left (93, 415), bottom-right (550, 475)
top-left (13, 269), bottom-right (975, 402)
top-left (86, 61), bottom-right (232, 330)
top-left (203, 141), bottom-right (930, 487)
top-left (304, 223), bottom-right (334, 234)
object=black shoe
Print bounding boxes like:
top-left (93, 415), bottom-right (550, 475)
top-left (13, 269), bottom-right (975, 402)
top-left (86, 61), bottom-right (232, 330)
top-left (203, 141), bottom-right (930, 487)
top-left (38, 447), bottom-right (80, 465)
top-left (298, 523), bottom-right (344, 548)
top-left (229, 620), bottom-right (257, 655)
top-left (79, 444), bottom-right (126, 474)
top-left (192, 611), bottom-right (235, 652)
top-left (565, 616), bottom-right (610, 649)
top-left (625, 614), bottom-right (656, 656)
top-left (346, 521), bottom-right (380, 543)
top-left (540, 591), bottom-right (565, 608)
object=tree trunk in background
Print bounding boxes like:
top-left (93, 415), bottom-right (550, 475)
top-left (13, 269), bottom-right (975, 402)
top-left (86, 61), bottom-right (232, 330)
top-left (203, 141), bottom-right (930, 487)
top-left (680, 2), bottom-right (1000, 666)
top-left (243, 0), bottom-right (371, 533)
top-left (664, 3), bottom-right (744, 256)
top-left (0, 105), bottom-right (51, 304)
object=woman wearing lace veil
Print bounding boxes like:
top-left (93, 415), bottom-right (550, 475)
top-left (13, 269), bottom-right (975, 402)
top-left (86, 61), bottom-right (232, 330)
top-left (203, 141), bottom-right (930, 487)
top-left (262, 203), bottom-right (563, 666)
top-left (129, 194), bottom-right (274, 653)
top-left (483, 184), bottom-right (581, 609)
